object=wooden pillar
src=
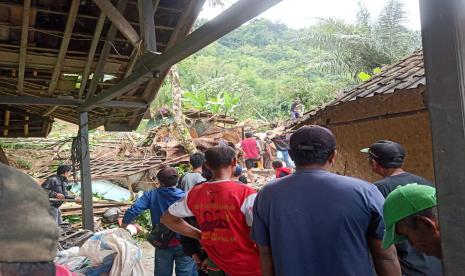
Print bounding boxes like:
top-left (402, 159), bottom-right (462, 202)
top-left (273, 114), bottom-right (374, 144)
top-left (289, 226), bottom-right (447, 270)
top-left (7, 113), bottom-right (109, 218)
top-left (420, 0), bottom-right (465, 273)
top-left (79, 112), bottom-right (94, 230)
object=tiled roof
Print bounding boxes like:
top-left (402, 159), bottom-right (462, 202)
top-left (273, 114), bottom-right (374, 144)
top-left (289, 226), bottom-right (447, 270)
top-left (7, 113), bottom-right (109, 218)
top-left (290, 51), bottom-right (425, 127)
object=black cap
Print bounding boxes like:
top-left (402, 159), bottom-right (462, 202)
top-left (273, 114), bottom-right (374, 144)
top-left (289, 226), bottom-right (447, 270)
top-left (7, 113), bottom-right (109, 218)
top-left (290, 125), bottom-right (336, 152)
top-left (364, 140), bottom-right (405, 167)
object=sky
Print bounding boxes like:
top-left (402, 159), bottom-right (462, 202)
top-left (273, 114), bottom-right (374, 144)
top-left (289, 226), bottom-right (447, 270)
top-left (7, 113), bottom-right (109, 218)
top-left (199, 0), bottom-right (421, 30)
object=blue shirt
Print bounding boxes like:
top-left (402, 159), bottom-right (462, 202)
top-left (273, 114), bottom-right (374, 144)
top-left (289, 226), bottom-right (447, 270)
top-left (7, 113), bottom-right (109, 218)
top-left (123, 187), bottom-right (185, 226)
top-left (252, 169), bottom-right (385, 276)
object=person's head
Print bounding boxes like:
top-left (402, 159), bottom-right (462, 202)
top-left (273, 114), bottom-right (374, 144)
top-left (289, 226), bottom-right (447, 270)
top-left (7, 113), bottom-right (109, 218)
top-left (155, 166), bottom-right (179, 187)
top-left (204, 146), bottom-right (237, 174)
top-left (56, 164), bottom-right (72, 177)
top-left (361, 140), bottom-right (405, 177)
top-left (189, 152), bottom-right (205, 170)
top-left (288, 125), bottom-right (337, 169)
top-left (0, 164), bottom-right (59, 272)
top-left (245, 132), bottom-right (253, 138)
top-left (382, 184), bottom-right (441, 258)
top-left (272, 160), bottom-right (284, 169)
top-left (204, 211), bottom-right (213, 222)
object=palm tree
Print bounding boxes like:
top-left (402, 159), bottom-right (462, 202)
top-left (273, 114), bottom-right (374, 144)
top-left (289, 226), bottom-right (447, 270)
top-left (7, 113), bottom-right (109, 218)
top-left (306, 0), bottom-right (420, 78)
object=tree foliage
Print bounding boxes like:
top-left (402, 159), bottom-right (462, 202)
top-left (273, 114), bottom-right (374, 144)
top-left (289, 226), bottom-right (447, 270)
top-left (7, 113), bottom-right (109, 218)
top-left (150, 1), bottom-right (420, 121)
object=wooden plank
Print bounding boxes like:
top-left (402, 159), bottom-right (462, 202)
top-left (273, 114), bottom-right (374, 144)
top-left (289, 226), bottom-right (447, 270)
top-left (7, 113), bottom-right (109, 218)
top-left (79, 112), bottom-right (94, 230)
top-left (78, 12), bottom-right (106, 99)
top-left (79, 0), bottom-right (281, 111)
top-left (0, 95), bottom-right (147, 108)
top-left (93, 0), bottom-right (140, 47)
top-left (86, 0), bottom-right (129, 100)
top-left (47, 0), bottom-right (81, 96)
top-left (3, 110), bottom-right (10, 136)
top-left (138, 0), bottom-right (157, 52)
top-left (420, 0), bottom-right (465, 273)
top-left (17, 0), bottom-right (31, 95)
top-left (24, 115), bottom-right (29, 136)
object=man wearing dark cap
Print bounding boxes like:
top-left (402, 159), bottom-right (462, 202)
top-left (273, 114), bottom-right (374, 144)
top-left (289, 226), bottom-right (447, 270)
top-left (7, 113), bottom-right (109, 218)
top-left (362, 140), bottom-right (443, 275)
top-left (252, 125), bottom-right (401, 276)
top-left (122, 166), bottom-right (195, 276)
top-left (0, 163), bottom-right (71, 275)
top-left (42, 164), bottom-right (77, 224)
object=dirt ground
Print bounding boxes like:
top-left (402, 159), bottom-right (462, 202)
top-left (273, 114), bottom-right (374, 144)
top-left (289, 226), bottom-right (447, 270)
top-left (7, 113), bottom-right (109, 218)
top-left (141, 241), bottom-right (155, 274)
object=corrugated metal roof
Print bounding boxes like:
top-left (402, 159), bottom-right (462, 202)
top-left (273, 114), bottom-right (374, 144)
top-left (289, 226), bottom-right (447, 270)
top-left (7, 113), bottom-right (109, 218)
top-left (289, 50), bottom-right (425, 127)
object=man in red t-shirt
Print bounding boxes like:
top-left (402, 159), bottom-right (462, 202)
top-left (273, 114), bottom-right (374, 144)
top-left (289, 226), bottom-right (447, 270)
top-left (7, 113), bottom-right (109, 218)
top-left (161, 146), bottom-right (260, 276)
top-left (240, 132), bottom-right (261, 183)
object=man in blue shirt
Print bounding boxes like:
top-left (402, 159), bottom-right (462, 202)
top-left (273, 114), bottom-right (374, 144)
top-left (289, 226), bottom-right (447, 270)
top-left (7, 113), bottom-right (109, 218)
top-left (122, 166), bottom-right (195, 276)
top-left (252, 125), bottom-right (401, 276)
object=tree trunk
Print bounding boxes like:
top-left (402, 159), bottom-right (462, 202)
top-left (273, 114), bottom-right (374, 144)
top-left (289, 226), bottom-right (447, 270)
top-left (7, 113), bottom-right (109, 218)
top-left (169, 65), bottom-right (197, 154)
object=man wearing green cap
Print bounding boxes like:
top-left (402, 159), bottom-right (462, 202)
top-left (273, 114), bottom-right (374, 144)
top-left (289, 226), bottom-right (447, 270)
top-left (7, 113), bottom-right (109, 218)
top-left (383, 184), bottom-right (442, 260)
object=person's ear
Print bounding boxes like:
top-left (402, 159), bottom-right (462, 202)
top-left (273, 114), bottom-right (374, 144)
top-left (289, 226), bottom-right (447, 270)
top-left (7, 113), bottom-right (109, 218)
top-left (416, 216), bottom-right (439, 234)
top-left (329, 150), bottom-right (337, 164)
top-left (231, 157), bottom-right (237, 167)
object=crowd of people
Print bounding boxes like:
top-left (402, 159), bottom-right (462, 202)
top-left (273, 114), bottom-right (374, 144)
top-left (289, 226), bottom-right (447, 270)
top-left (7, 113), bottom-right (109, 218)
top-left (0, 125), bottom-right (446, 276)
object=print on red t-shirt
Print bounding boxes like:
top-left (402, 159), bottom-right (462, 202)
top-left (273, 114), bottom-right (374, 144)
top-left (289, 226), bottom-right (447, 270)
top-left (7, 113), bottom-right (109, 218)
top-left (187, 181), bottom-right (261, 276)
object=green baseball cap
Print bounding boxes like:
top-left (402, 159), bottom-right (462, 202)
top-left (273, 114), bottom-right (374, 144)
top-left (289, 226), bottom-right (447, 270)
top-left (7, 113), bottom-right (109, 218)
top-left (382, 183), bottom-right (437, 249)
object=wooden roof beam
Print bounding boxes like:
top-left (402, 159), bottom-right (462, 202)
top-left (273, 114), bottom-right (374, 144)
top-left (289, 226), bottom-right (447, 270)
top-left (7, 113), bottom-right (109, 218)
top-left (86, 0), bottom-right (128, 100)
top-left (46, 0), bottom-right (81, 96)
top-left (0, 95), bottom-right (147, 109)
top-left (79, 0), bottom-right (282, 111)
top-left (78, 12), bottom-right (106, 99)
top-left (93, 0), bottom-right (140, 47)
top-left (138, 0), bottom-right (158, 52)
top-left (0, 4), bottom-right (176, 31)
top-left (3, 110), bottom-right (10, 137)
top-left (17, 0), bottom-right (31, 96)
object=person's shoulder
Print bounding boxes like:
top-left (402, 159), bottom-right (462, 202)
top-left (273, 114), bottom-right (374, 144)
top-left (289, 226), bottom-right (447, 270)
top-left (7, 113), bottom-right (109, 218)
top-left (330, 173), bottom-right (379, 192)
top-left (404, 172), bottom-right (433, 186)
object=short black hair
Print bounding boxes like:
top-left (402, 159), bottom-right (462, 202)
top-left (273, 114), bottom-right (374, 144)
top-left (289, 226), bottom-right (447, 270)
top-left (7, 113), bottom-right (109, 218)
top-left (245, 132), bottom-right (253, 138)
top-left (272, 160), bottom-right (284, 169)
top-left (57, 165), bottom-right (72, 176)
top-left (205, 146), bottom-right (236, 171)
top-left (289, 148), bottom-right (335, 166)
top-left (156, 167), bottom-right (179, 187)
top-left (189, 152), bottom-right (205, 169)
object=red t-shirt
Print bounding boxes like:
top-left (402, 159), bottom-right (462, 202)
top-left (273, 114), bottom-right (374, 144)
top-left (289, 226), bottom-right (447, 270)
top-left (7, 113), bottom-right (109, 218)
top-left (275, 167), bottom-right (291, 178)
top-left (241, 138), bottom-right (260, 159)
top-left (169, 181), bottom-right (260, 276)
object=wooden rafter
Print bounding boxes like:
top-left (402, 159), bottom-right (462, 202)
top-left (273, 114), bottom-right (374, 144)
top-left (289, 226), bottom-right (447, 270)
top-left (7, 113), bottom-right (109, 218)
top-left (24, 115), bottom-right (29, 136)
top-left (93, 0), bottom-right (140, 47)
top-left (78, 12), bottom-right (106, 99)
top-left (3, 110), bottom-right (10, 137)
top-left (46, 0), bottom-right (81, 96)
top-left (138, 0), bottom-right (158, 52)
top-left (17, 0), bottom-right (31, 96)
top-left (86, 0), bottom-right (129, 100)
